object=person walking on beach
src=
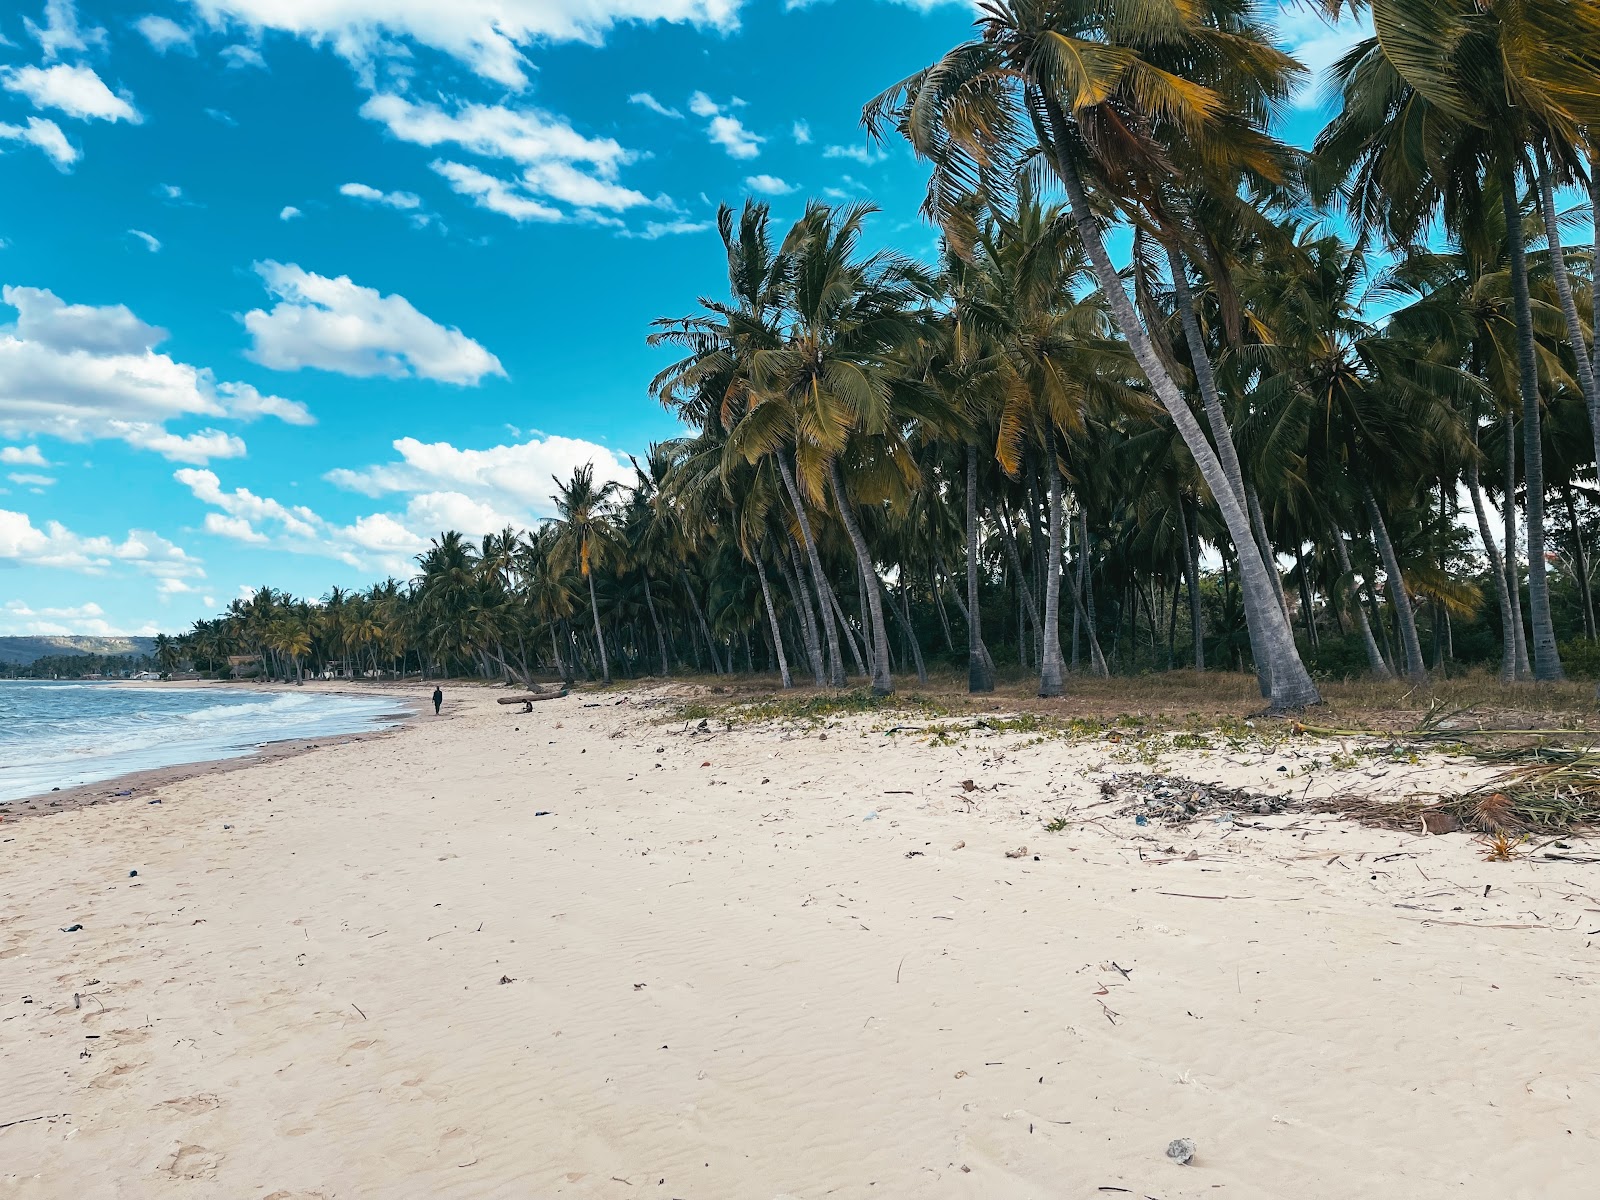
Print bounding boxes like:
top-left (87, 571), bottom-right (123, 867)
top-left (432, 685), bottom-right (443, 716)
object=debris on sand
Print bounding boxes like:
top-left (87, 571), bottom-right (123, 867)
top-left (1165, 1137), bottom-right (1196, 1165)
top-left (1105, 774), bottom-right (1287, 825)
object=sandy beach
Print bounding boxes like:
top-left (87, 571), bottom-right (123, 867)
top-left (3, 683), bottom-right (1597, 1198)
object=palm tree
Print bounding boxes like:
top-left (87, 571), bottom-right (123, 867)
top-left (153, 633), bottom-right (179, 677)
top-left (864, 0), bottom-right (1323, 710)
top-left (551, 463), bottom-right (621, 686)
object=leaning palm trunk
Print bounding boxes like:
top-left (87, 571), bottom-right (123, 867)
top-left (1246, 483), bottom-right (1293, 624)
top-left (640, 573), bottom-right (669, 677)
top-left (1038, 427), bottom-right (1066, 697)
top-left (1503, 414), bottom-right (1531, 678)
top-left (1165, 241), bottom-right (1274, 697)
top-left (965, 443), bottom-right (996, 692)
top-left (883, 579), bottom-right (929, 685)
top-left (1075, 508), bottom-right (1109, 676)
top-left (1045, 120), bottom-right (1320, 709)
top-left (828, 460), bottom-right (893, 695)
top-left (679, 569), bottom-right (724, 675)
top-left (1361, 482), bottom-right (1427, 682)
top-left (1177, 497), bottom-right (1204, 671)
top-left (754, 552), bottom-right (793, 688)
top-left (1500, 157), bottom-right (1565, 680)
top-left (779, 452), bottom-right (846, 686)
top-left (823, 571), bottom-right (870, 679)
top-left (782, 534), bottom-right (827, 684)
top-left (1466, 458), bottom-right (1518, 683)
top-left (1329, 523), bottom-right (1391, 679)
top-left (1536, 148), bottom-right (1600, 479)
top-left (586, 568), bottom-right (611, 685)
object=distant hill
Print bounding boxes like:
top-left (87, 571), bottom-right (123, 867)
top-left (0, 635), bottom-right (159, 666)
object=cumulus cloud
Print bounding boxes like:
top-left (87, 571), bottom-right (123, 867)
top-left (26, 0), bottom-right (103, 62)
top-left (792, 119), bottom-right (811, 144)
top-left (745, 173), bottom-right (794, 195)
top-left (0, 507), bottom-right (202, 579)
top-left (243, 261), bottom-right (505, 385)
top-left (0, 598), bottom-right (125, 637)
top-left (1, 63), bottom-right (140, 123)
top-left (8, 472), bottom-right (53, 487)
top-left (1276, 4), bottom-right (1372, 108)
top-left (362, 93), bottom-right (665, 221)
top-left (339, 181), bottom-right (421, 209)
top-left (0, 445), bottom-right (49, 466)
top-left (0, 284), bottom-right (308, 462)
top-left (619, 219), bottom-right (712, 240)
top-left (219, 43), bottom-right (266, 69)
top-left (431, 160), bottom-right (562, 223)
top-left (187, 0), bottom-right (742, 88)
top-left (129, 228), bottom-right (161, 252)
top-left (629, 92), bottom-right (682, 119)
top-left (136, 14), bottom-right (193, 53)
top-left (326, 433), bottom-right (631, 520)
top-left (823, 142), bottom-right (887, 165)
top-left (691, 92), bottom-right (762, 158)
top-left (279, 204), bottom-right (301, 220)
top-left (0, 116), bottom-right (79, 169)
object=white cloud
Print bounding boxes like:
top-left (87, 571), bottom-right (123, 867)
top-left (243, 261), bottom-right (505, 385)
top-left (792, 119), bottom-right (811, 144)
top-left (339, 181), bottom-right (421, 209)
top-left (26, 0), bottom-right (103, 62)
top-left (1275, 4), bottom-right (1372, 108)
top-left (0, 444), bottom-right (48, 466)
top-left (1, 64), bottom-right (140, 123)
top-left (0, 508), bottom-right (202, 578)
top-left (136, 14), bottom-right (193, 53)
top-left (220, 43), bottom-right (266, 69)
top-left (0, 598), bottom-right (127, 637)
top-left (0, 284), bottom-right (307, 462)
top-left (129, 228), bottom-right (161, 252)
top-left (8, 472), bottom-right (53, 486)
top-left (279, 204), bottom-right (301, 220)
top-left (187, 0), bottom-right (743, 88)
top-left (690, 93), bottom-right (762, 158)
top-left (327, 432), bottom-right (631, 521)
top-left (823, 142), bottom-right (887, 165)
top-left (0, 116), bottom-right (80, 169)
top-left (431, 160), bottom-right (563, 223)
top-left (629, 92), bottom-right (682, 119)
top-left (745, 173), bottom-right (794, 195)
top-left (362, 93), bottom-right (664, 219)
top-left (620, 219), bottom-right (712, 240)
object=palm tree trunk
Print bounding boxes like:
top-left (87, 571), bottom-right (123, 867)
top-left (1038, 426), bottom-right (1066, 697)
top-left (1165, 239), bottom-right (1275, 698)
top-left (1246, 482), bottom-right (1293, 623)
top-left (781, 534), bottom-right (826, 685)
top-left (1500, 156), bottom-right (1565, 680)
top-left (641, 573), bottom-right (669, 677)
top-left (586, 569), bottom-right (611, 685)
top-left (883, 579), bottom-right (928, 685)
top-left (1177, 497), bottom-right (1204, 671)
top-left (1077, 508), bottom-right (1108, 676)
top-left (1561, 484), bottom-right (1597, 640)
top-left (779, 451), bottom-right (846, 686)
top-left (1503, 413), bottom-right (1531, 678)
top-left (754, 551), bottom-right (793, 688)
top-left (964, 443), bottom-right (996, 692)
top-left (824, 573), bottom-right (870, 679)
top-left (829, 459), bottom-right (893, 695)
top-left (1044, 110), bottom-right (1319, 709)
top-left (1466, 459), bottom-right (1516, 682)
top-left (1329, 523), bottom-right (1390, 679)
top-left (930, 556), bottom-right (954, 651)
top-left (1361, 481), bottom-right (1427, 682)
top-left (1536, 147), bottom-right (1600, 478)
top-left (998, 508), bottom-right (1042, 643)
top-left (679, 570), bottom-right (723, 675)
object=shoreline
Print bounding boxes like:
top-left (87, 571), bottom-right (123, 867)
top-left (0, 679), bottom-right (427, 818)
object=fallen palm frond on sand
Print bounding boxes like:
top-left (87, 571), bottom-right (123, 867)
top-left (1313, 746), bottom-right (1600, 836)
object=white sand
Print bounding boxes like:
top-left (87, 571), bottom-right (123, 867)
top-left (3, 685), bottom-right (1597, 1198)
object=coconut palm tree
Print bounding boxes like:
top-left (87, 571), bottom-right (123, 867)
top-left (863, 0), bottom-right (1323, 710)
top-left (551, 463), bottom-right (621, 686)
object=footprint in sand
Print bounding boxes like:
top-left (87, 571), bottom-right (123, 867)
top-left (264, 1192), bottom-right (328, 1200)
top-left (155, 1094), bottom-right (221, 1115)
top-left (90, 1062), bottom-right (143, 1089)
top-left (162, 1144), bottom-right (222, 1180)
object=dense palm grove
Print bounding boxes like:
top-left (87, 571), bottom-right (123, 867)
top-left (174, 1), bottom-right (1600, 707)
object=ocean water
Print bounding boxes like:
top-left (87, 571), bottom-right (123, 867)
top-left (0, 681), bottom-right (408, 803)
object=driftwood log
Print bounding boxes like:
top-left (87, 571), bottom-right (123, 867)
top-left (497, 689), bottom-right (570, 712)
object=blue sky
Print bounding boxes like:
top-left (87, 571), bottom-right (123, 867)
top-left (0, 0), bottom-right (1364, 637)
